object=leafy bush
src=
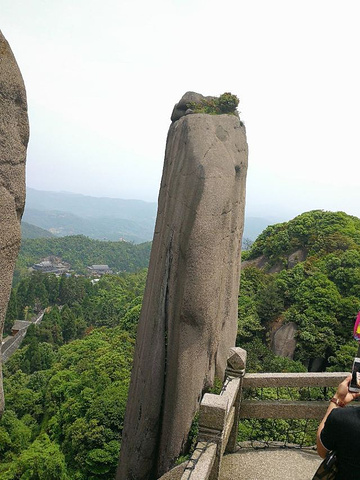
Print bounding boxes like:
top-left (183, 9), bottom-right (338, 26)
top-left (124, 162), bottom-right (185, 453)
top-left (187, 92), bottom-right (239, 115)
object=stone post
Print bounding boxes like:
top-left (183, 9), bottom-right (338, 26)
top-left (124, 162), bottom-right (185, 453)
top-left (225, 347), bottom-right (247, 453)
top-left (198, 394), bottom-right (228, 480)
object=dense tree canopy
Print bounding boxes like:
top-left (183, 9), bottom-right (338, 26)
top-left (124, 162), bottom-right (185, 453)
top-left (238, 210), bottom-right (360, 369)
top-left (1, 326), bottom-right (135, 479)
top-left (247, 210), bottom-right (360, 263)
top-left (1, 269), bottom-right (146, 479)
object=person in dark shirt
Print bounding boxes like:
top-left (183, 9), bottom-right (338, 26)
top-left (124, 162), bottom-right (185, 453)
top-left (317, 375), bottom-right (360, 479)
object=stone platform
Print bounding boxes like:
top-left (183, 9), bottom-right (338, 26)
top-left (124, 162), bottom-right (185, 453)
top-left (220, 448), bottom-right (321, 480)
top-left (159, 448), bottom-right (322, 480)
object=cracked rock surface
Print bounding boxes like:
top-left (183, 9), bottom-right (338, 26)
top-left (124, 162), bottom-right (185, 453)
top-left (0, 31), bottom-right (29, 416)
top-left (117, 104), bottom-right (248, 480)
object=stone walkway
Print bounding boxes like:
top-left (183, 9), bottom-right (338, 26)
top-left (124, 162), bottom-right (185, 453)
top-left (220, 448), bottom-right (321, 480)
top-left (159, 448), bottom-right (322, 480)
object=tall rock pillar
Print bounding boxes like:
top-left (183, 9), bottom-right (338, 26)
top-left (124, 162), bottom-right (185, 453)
top-left (0, 31), bottom-right (29, 415)
top-left (117, 92), bottom-right (248, 479)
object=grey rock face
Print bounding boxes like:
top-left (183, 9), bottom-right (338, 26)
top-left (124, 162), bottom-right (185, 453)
top-left (271, 322), bottom-right (297, 359)
top-left (117, 105), bottom-right (248, 479)
top-left (170, 91), bottom-right (216, 122)
top-left (287, 249), bottom-right (306, 269)
top-left (242, 248), bottom-right (307, 274)
top-left (0, 31), bottom-right (29, 416)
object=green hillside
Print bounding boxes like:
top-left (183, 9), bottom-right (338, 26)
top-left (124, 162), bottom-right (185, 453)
top-left (1, 271), bottom-right (145, 479)
top-left (247, 209), bottom-right (360, 263)
top-left (21, 222), bottom-right (55, 239)
top-left (239, 210), bottom-right (360, 371)
top-left (16, 235), bottom-right (151, 280)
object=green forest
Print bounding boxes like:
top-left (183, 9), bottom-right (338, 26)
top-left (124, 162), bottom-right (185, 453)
top-left (1, 210), bottom-right (360, 478)
top-left (14, 235), bottom-right (151, 282)
top-left (1, 271), bottom-right (146, 479)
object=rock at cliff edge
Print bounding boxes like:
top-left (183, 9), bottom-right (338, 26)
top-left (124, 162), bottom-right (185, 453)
top-left (0, 31), bottom-right (29, 416)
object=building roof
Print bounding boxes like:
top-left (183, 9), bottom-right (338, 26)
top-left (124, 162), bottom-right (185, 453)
top-left (12, 320), bottom-right (31, 331)
top-left (89, 265), bottom-right (111, 270)
top-left (34, 260), bottom-right (52, 267)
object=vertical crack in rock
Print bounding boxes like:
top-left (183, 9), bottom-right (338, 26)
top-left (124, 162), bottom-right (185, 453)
top-left (152, 233), bottom-right (173, 477)
top-left (162, 234), bottom-right (174, 386)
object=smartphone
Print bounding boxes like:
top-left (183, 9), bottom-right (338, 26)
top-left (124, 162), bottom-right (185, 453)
top-left (349, 357), bottom-right (360, 393)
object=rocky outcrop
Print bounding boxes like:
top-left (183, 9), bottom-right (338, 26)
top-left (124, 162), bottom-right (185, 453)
top-left (271, 322), bottom-right (297, 359)
top-left (241, 254), bottom-right (270, 270)
top-left (117, 94), bottom-right (248, 479)
top-left (242, 248), bottom-right (307, 274)
top-left (0, 31), bottom-right (29, 416)
top-left (170, 91), bottom-right (216, 122)
top-left (287, 249), bottom-right (307, 269)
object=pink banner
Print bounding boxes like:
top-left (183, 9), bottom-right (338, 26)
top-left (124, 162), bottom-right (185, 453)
top-left (354, 311), bottom-right (360, 341)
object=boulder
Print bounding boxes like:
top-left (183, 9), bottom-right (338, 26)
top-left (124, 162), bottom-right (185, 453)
top-left (117, 99), bottom-right (248, 479)
top-left (287, 249), bottom-right (307, 269)
top-left (0, 31), bottom-right (29, 416)
top-left (170, 91), bottom-right (216, 122)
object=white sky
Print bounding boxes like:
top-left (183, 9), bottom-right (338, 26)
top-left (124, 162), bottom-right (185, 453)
top-left (2, 0), bottom-right (360, 220)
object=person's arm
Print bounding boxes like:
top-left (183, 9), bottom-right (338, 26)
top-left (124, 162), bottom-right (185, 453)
top-left (317, 375), bottom-right (360, 458)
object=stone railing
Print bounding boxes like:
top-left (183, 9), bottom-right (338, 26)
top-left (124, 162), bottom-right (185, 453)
top-left (179, 346), bottom-right (351, 480)
top-left (241, 371), bottom-right (350, 420)
top-left (180, 347), bottom-right (246, 480)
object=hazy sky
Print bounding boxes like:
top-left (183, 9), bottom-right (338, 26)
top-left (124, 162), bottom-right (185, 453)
top-left (2, 0), bottom-right (360, 220)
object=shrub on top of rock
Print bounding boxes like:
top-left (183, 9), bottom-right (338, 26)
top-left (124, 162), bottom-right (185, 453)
top-left (187, 92), bottom-right (239, 115)
top-left (170, 91), bottom-right (240, 122)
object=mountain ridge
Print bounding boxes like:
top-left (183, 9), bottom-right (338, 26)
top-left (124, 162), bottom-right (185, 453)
top-left (24, 188), bottom-right (277, 244)
top-left (21, 221), bottom-right (55, 239)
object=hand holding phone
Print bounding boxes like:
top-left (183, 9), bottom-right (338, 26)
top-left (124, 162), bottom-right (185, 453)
top-left (349, 357), bottom-right (360, 393)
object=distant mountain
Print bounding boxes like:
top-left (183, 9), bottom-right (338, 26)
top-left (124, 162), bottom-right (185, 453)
top-left (22, 208), bottom-right (153, 243)
top-left (23, 188), bottom-right (157, 243)
top-left (21, 221), bottom-right (55, 239)
top-left (23, 188), bottom-right (273, 244)
top-left (25, 188), bottom-right (157, 221)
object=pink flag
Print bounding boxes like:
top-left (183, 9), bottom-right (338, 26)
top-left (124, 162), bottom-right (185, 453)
top-left (354, 311), bottom-right (360, 341)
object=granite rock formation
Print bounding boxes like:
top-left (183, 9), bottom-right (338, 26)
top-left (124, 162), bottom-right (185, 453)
top-left (0, 31), bottom-right (29, 416)
top-left (271, 322), bottom-right (297, 359)
top-left (170, 91), bottom-right (216, 122)
top-left (117, 93), bottom-right (248, 479)
top-left (242, 247), bottom-right (307, 274)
